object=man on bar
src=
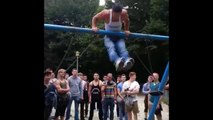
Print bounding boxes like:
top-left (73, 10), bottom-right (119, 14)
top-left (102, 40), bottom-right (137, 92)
top-left (92, 3), bottom-right (134, 72)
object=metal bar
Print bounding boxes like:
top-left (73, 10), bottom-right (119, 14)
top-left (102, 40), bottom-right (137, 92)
top-left (44, 24), bottom-right (169, 41)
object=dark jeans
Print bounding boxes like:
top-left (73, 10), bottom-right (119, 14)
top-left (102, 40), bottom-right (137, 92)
top-left (80, 91), bottom-right (89, 116)
top-left (80, 99), bottom-right (85, 120)
top-left (117, 101), bottom-right (128, 120)
top-left (116, 103), bottom-right (119, 117)
top-left (89, 99), bottom-right (103, 120)
top-left (144, 95), bottom-right (148, 112)
top-left (102, 98), bottom-right (114, 120)
top-left (66, 96), bottom-right (80, 120)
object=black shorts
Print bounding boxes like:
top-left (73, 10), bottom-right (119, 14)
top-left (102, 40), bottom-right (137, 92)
top-left (155, 104), bottom-right (163, 116)
top-left (144, 95), bottom-right (148, 112)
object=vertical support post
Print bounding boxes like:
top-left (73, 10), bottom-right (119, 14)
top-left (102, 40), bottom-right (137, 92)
top-left (76, 51), bottom-right (80, 72)
top-left (77, 56), bottom-right (79, 72)
top-left (148, 61), bottom-right (169, 120)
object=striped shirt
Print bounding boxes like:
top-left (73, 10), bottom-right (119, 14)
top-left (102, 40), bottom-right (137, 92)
top-left (103, 81), bottom-right (116, 98)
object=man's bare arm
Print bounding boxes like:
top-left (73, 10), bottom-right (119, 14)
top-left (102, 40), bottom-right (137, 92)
top-left (55, 80), bottom-right (68, 93)
top-left (88, 82), bottom-right (92, 103)
top-left (117, 87), bottom-right (124, 99)
top-left (122, 10), bottom-right (129, 31)
top-left (92, 10), bottom-right (107, 31)
top-left (101, 85), bottom-right (106, 101)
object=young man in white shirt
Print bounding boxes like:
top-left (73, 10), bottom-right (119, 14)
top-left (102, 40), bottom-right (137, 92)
top-left (122, 72), bottom-right (140, 120)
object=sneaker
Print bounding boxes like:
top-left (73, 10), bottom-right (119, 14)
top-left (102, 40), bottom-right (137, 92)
top-left (123, 58), bottom-right (134, 71)
top-left (115, 57), bottom-right (125, 72)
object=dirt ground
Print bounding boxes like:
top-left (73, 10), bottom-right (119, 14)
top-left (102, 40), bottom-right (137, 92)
top-left (50, 95), bottom-right (169, 120)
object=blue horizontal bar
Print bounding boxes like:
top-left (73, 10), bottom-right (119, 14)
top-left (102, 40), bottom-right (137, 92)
top-left (44, 24), bottom-right (169, 41)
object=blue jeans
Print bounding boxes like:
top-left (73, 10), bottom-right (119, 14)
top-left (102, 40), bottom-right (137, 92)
top-left (66, 96), bottom-right (80, 120)
top-left (118, 101), bottom-right (128, 120)
top-left (104, 36), bottom-right (129, 63)
top-left (102, 98), bottom-right (114, 120)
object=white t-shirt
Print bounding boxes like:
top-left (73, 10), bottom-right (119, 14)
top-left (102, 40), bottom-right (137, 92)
top-left (122, 80), bottom-right (140, 102)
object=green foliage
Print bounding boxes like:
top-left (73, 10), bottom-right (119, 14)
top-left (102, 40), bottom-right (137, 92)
top-left (44, 0), bottom-right (100, 71)
top-left (143, 0), bottom-right (169, 35)
top-left (143, 19), bottom-right (168, 35)
top-left (45, 0), bottom-right (99, 27)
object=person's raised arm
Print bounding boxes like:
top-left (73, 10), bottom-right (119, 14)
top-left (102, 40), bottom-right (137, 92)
top-left (92, 10), bottom-right (107, 32)
top-left (122, 9), bottom-right (130, 36)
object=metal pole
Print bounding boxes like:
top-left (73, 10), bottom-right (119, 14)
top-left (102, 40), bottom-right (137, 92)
top-left (76, 56), bottom-right (78, 72)
top-left (76, 51), bottom-right (79, 72)
top-left (44, 24), bottom-right (169, 41)
top-left (148, 62), bottom-right (169, 120)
